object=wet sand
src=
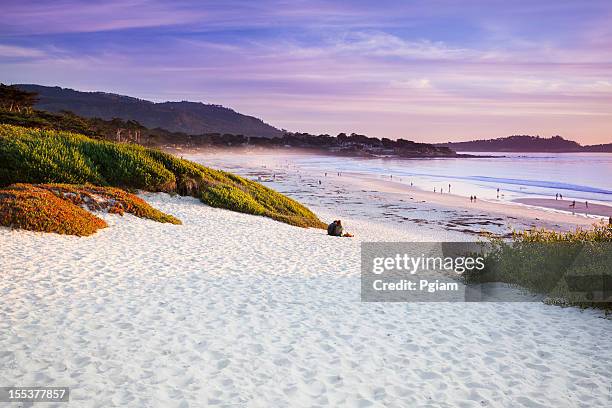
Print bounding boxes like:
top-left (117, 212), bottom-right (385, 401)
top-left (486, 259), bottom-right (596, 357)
top-left (514, 198), bottom-right (612, 218)
top-left (348, 173), bottom-right (609, 226)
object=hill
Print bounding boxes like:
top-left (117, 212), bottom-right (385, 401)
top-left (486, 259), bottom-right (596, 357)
top-left (14, 84), bottom-right (283, 138)
top-left (437, 135), bottom-right (612, 153)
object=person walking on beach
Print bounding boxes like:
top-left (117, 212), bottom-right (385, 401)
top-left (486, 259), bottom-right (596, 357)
top-left (434, 187), bottom-right (436, 193)
top-left (470, 195), bottom-right (473, 202)
top-left (569, 200), bottom-right (576, 208)
top-left (560, 194), bottom-right (563, 200)
top-left (473, 196), bottom-right (477, 202)
top-left (555, 193), bottom-right (558, 200)
top-left (585, 201), bottom-right (588, 209)
top-left (448, 184), bottom-right (451, 193)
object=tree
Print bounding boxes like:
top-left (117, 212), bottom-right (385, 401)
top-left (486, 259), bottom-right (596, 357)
top-left (0, 84), bottom-right (39, 113)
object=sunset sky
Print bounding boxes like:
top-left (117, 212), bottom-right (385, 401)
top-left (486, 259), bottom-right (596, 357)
top-left (1, 0), bottom-right (611, 143)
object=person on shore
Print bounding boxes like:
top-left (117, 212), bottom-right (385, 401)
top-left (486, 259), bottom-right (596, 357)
top-left (569, 200), bottom-right (576, 208)
top-left (448, 184), bottom-right (451, 193)
top-left (585, 201), bottom-right (588, 209)
top-left (474, 196), bottom-right (477, 202)
top-left (555, 193), bottom-right (558, 200)
top-left (434, 187), bottom-right (436, 193)
top-left (327, 220), bottom-right (341, 236)
top-left (560, 194), bottom-right (563, 200)
top-left (327, 220), bottom-right (352, 237)
top-left (470, 196), bottom-right (473, 202)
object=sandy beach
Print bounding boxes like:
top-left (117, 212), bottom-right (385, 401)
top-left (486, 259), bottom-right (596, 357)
top-left (1, 192), bottom-right (611, 407)
top-left (348, 173), bottom-right (608, 228)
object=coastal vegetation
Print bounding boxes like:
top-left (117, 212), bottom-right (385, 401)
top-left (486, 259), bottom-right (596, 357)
top-left (0, 84), bottom-right (38, 113)
top-left (0, 123), bottom-right (325, 231)
top-left (463, 223), bottom-right (612, 310)
top-left (0, 184), bottom-right (181, 236)
top-left (0, 184), bottom-right (108, 236)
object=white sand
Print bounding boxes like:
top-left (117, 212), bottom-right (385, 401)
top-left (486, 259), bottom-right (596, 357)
top-left (1, 193), bottom-right (611, 407)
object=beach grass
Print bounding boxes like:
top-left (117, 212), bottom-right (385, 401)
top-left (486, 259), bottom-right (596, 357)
top-left (0, 124), bottom-right (325, 229)
top-left (463, 223), bottom-right (612, 310)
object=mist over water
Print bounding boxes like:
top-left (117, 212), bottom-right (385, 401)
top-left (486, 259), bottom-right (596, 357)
top-left (293, 152), bottom-right (612, 203)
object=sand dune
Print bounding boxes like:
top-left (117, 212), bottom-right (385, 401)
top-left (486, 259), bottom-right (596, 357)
top-left (1, 193), bottom-right (611, 407)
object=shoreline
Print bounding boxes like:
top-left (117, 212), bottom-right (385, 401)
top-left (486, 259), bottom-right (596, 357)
top-left (514, 198), bottom-right (612, 218)
top-left (345, 172), bottom-right (609, 228)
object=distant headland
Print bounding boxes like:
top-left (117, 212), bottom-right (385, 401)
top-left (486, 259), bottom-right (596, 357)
top-left (436, 135), bottom-right (612, 153)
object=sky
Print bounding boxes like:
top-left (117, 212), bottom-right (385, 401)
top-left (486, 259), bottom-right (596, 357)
top-left (1, 0), bottom-right (611, 143)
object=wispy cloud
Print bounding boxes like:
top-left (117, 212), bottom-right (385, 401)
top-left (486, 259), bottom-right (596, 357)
top-left (1, 0), bottom-right (205, 34)
top-left (0, 44), bottom-right (47, 58)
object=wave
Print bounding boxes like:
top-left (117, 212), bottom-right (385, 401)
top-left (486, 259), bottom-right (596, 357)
top-left (467, 176), bottom-right (612, 195)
